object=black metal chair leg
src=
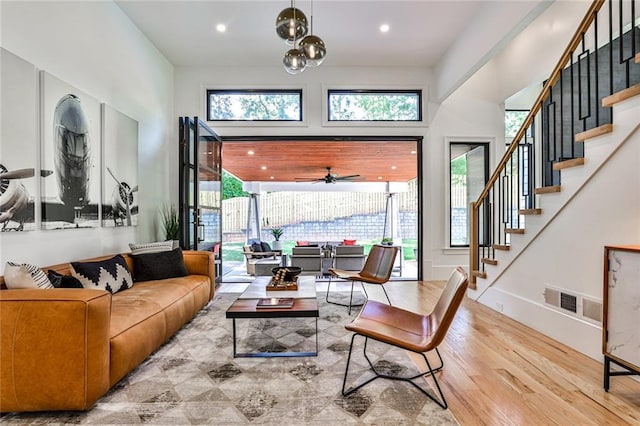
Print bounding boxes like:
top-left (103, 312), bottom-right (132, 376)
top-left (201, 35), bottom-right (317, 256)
top-left (341, 333), bottom-right (448, 409)
top-left (381, 284), bottom-right (392, 306)
top-left (326, 278), bottom-right (364, 314)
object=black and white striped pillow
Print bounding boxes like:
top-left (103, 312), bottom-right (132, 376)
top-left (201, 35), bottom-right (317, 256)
top-left (3, 262), bottom-right (54, 289)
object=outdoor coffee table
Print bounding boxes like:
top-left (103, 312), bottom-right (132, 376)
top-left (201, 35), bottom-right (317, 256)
top-left (225, 276), bottom-right (319, 358)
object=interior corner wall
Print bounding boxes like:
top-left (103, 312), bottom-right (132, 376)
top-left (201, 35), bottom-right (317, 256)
top-left (424, 62), bottom-right (506, 280)
top-left (0, 1), bottom-right (174, 269)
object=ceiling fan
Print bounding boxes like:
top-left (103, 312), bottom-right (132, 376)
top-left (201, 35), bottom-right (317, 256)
top-left (295, 167), bottom-right (362, 184)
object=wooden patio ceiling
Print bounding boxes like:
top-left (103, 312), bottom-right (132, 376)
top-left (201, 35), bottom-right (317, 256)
top-left (221, 140), bottom-right (419, 183)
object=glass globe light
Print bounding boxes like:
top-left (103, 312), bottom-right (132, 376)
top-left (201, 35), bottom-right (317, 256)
top-left (275, 7), bottom-right (308, 46)
top-left (283, 48), bottom-right (307, 74)
top-left (299, 34), bottom-right (326, 67)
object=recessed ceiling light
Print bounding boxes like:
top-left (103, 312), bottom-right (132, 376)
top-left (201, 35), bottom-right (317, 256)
top-left (247, 150), bottom-right (254, 155)
top-left (378, 176), bottom-right (383, 180)
top-left (380, 24), bottom-right (390, 33)
top-left (270, 176), bottom-right (274, 180)
top-left (216, 24), bottom-right (226, 33)
top-left (391, 165), bottom-right (397, 170)
top-left (261, 166), bottom-right (267, 170)
top-left (411, 150), bottom-right (417, 154)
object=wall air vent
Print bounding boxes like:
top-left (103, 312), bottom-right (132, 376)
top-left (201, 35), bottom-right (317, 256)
top-left (560, 292), bottom-right (578, 313)
top-left (543, 285), bottom-right (601, 324)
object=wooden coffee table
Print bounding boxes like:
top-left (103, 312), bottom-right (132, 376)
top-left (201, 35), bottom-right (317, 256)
top-left (225, 276), bottom-right (319, 358)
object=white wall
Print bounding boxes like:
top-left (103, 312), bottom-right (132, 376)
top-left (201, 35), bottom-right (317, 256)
top-left (0, 1), bottom-right (174, 269)
top-left (480, 112), bottom-right (640, 359)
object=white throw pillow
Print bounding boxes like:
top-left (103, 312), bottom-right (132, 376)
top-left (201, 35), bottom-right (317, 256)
top-left (128, 241), bottom-right (174, 255)
top-left (4, 262), bottom-right (54, 289)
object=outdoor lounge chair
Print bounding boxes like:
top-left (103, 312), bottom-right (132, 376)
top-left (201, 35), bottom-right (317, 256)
top-left (242, 244), bottom-right (281, 276)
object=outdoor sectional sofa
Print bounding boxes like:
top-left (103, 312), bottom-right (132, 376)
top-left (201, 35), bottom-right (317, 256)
top-left (0, 249), bottom-right (215, 412)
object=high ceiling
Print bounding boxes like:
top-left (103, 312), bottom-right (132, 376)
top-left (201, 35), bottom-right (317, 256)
top-left (115, 1), bottom-right (485, 68)
top-left (221, 139), bottom-right (418, 183)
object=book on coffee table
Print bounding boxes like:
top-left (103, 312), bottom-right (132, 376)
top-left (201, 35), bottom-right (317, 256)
top-left (256, 297), bottom-right (295, 308)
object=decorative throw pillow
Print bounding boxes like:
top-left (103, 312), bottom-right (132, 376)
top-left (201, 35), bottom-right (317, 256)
top-left (261, 242), bottom-right (272, 252)
top-left (128, 241), bottom-right (174, 255)
top-left (47, 270), bottom-right (83, 289)
top-left (71, 255), bottom-right (133, 294)
top-left (296, 241), bottom-right (309, 246)
top-left (251, 242), bottom-right (263, 252)
top-left (131, 248), bottom-right (188, 282)
top-left (3, 262), bottom-right (53, 289)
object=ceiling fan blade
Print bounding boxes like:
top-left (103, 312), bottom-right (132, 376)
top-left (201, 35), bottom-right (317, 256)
top-left (295, 177), bottom-right (323, 182)
top-left (335, 174), bottom-right (361, 180)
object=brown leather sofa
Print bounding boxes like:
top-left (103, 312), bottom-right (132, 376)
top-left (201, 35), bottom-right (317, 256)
top-left (0, 250), bottom-right (215, 413)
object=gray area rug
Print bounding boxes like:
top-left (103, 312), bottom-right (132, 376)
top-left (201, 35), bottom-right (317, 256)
top-left (1, 293), bottom-right (458, 425)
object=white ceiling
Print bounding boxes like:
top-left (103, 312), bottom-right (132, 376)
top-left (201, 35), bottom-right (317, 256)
top-left (115, 0), bottom-right (486, 68)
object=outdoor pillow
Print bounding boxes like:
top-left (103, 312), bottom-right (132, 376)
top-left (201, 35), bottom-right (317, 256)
top-left (261, 242), bottom-right (272, 252)
top-left (71, 255), bottom-right (134, 294)
top-left (296, 241), bottom-right (309, 246)
top-left (251, 242), bottom-right (263, 252)
top-left (131, 248), bottom-right (188, 282)
top-left (343, 239), bottom-right (356, 245)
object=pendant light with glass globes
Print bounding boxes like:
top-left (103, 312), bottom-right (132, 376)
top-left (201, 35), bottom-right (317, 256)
top-left (275, 0), bottom-right (326, 74)
top-left (299, 0), bottom-right (326, 67)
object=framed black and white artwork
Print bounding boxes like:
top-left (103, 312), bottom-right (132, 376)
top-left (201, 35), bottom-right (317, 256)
top-left (101, 104), bottom-right (138, 227)
top-left (0, 48), bottom-right (38, 232)
top-left (40, 71), bottom-right (101, 230)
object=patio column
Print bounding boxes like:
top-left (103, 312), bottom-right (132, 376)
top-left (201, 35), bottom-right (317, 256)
top-left (245, 192), bottom-right (262, 243)
top-left (382, 192), bottom-right (400, 242)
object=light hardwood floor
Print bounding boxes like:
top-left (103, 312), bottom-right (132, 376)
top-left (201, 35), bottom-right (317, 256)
top-left (384, 280), bottom-right (640, 425)
top-left (219, 279), bottom-right (640, 425)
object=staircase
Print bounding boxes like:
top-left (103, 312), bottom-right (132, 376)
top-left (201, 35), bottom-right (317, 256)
top-left (471, 86), bottom-right (640, 295)
top-left (467, 0), bottom-right (640, 359)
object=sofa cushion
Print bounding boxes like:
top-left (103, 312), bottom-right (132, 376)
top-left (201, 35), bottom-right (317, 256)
top-left (128, 241), bottom-right (174, 255)
top-left (47, 270), bottom-right (83, 289)
top-left (71, 255), bottom-right (134, 294)
top-left (131, 248), bottom-right (188, 282)
top-left (251, 242), bottom-right (263, 252)
top-left (3, 262), bottom-right (53, 289)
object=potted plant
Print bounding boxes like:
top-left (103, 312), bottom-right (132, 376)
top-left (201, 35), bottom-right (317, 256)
top-left (160, 204), bottom-right (180, 247)
top-left (270, 227), bottom-right (284, 251)
top-left (381, 237), bottom-right (394, 246)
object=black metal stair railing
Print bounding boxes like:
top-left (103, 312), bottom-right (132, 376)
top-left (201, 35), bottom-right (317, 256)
top-left (470, 0), bottom-right (640, 286)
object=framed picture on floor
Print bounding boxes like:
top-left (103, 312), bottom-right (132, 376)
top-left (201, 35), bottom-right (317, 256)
top-left (101, 104), bottom-right (139, 227)
top-left (0, 48), bottom-right (39, 232)
top-left (40, 71), bottom-right (101, 230)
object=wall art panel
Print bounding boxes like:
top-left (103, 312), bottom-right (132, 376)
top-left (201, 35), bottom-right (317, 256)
top-left (0, 48), bottom-right (38, 232)
top-left (102, 104), bottom-right (138, 227)
top-left (40, 71), bottom-right (101, 229)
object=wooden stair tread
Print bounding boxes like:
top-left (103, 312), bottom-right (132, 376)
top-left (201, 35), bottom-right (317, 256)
top-left (472, 270), bottom-right (487, 279)
top-left (602, 82), bottom-right (640, 107)
top-left (519, 208), bottom-right (542, 215)
top-left (535, 185), bottom-right (561, 194)
top-left (505, 228), bottom-right (525, 234)
top-left (481, 258), bottom-right (498, 266)
top-left (493, 244), bottom-right (510, 251)
top-left (553, 157), bottom-right (584, 171)
top-left (575, 124), bottom-right (613, 142)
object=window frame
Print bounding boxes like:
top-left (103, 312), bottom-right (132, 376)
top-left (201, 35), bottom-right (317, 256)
top-left (323, 87), bottom-right (425, 127)
top-left (445, 136), bottom-right (493, 251)
top-left (205, 88), bottom-right (304, 124)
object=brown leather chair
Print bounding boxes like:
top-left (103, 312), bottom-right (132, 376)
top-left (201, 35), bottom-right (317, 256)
top-left (327, 244), bottom-right (398, 314)
top-left (341, 266), bottom-right (469, 409)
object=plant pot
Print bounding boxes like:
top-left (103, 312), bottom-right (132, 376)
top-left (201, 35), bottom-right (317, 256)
top-left (272, 240), bottom-right (283, 251)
